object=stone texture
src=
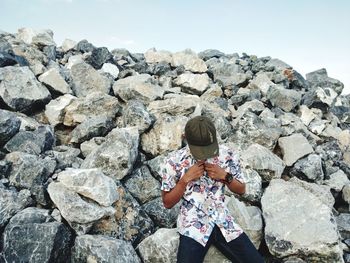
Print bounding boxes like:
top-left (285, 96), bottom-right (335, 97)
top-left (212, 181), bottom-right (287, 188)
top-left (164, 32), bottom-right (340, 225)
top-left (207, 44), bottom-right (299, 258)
top-left (44, 145), bottom-right (82, 170)
top-left (39, 68), bottom-right (72, 94)
top-left (261, 179), bottom-right (343, 261)
top-left (101, 62), bottom-right (120, 78)
top-left (291, 154), bottom-right (324, 182)
top-left (45, 94), bottom-right (76, 127)
top-left (61, 38), bottom-right (76, 52)
top-left (336, 213), bottom-right (350, 240)
top-left (324, 169), bottom-right (350, 192)
top-left (18, 28), bottom-right (56, 46)
top-left (144, 48), bottom-right (172, 64)
top-left (171, 49), bottom-right (207, 73)
top-left (80, 137), bottom-right (106, 158)
top-left (81, 127), bottom-right (139, 180)
top-left (0, 109), bottom-right (21, 146)
top-left (174, 72), bottom-right (210, 95)
top-left (267, 85), bottom-right (302, 112)
top-left (278, 133), bottom-right (314, 166)
top-left (122, 100), bottom-right (155, 133)
top-left (306, 68), bottom-right (344, 95)
top-left (71, 234), bottom-right (140, 263)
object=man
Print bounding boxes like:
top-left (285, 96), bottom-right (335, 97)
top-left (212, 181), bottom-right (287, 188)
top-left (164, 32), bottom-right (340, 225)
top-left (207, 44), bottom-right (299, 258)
top-left (161, 116), bottom-right (264, 263)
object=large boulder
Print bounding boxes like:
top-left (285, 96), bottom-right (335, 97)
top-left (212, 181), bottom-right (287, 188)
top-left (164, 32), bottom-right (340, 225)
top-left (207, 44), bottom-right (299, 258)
top-left (144, 48), bottom-right (172, 64)
top-left (81, 127), bottom-right (139, 180)
top-left (38, 68), bottom-right (72, 95)
top-left (261, 178), bottom-right (343, 261)
top-left (174, 72), bottom-right (210, 95)
top-left (2, 207), bottom-right (72, 263)
top-left (306, 68), bottom-right (344, 95)
top-left (122, 100), bottom-right (155, 133)
top-left (71, 235), bottom-right (140, 263)
top-left (0, 66), bottom-right (51, 112)
top-left (267, 85), bottom-right (301, 112)
top-left (17, 28), bottom-right (56, 46)
top-left (171, 49), bottom-right (207, 73)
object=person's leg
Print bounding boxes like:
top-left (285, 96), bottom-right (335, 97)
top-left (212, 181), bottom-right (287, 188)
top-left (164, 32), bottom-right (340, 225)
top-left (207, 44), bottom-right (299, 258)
top-left (213, 228), bottom-right (264, 263)
top-left (176, 234), bottom-right (212, 263)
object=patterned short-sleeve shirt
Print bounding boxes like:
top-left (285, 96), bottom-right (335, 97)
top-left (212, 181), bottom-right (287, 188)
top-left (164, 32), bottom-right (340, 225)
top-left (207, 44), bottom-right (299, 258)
top-left (161, 144), bottom-right (245, 247)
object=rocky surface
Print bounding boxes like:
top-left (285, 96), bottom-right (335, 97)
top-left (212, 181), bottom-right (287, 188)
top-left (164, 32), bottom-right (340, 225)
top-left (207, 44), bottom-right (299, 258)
top-left (0, 28), bottom-right (349, 262)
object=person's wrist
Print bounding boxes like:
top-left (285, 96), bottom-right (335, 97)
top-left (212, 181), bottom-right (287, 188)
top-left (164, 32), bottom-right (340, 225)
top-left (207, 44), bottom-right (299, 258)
top-left (179, 177), bottom-right (189, 187)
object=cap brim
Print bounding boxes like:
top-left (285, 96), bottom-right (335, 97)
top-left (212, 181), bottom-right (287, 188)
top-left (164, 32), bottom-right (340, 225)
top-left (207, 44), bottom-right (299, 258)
top-left (188, 140), bottom-right (219, 160)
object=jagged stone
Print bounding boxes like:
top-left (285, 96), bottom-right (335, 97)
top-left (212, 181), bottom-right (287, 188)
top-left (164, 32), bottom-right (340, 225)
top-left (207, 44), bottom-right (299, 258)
top-left (171, 49), bottom-right (207, 73)
top-left (323, 169), bottom-right (350, 192)
top-left (198, 49), bottom-right (225, 61)
top-left (39, 68), bottom-right (72, 94)
top-left (86, 47), bottom-right (113, 69)
top-left (336, 213), bottom-right (350, 240)
top-left (76, 39), bottom-right (95, 53)
top-left (61, 38), bottom-right (77, 52)
top-left (101, 62), bottom-right (120, 78)
top-left (267, 85), bottom-right (301, 112)
top-left (306, 68), bottom-right (344, 95)
top-left (17, 28), bottom-right (56, 46)
top-left (249, 72), bottom-right (276, 96)
top-left (144, 48), bottom-right (172, 64)
top-left (0, 109), bottom-right (21, 146)
top-left (44, 145), bottom-right (82, 170)
top-left (174, 72), bottom-right (210, 95)
top-left (291, 154), bottom-right (324, 182)
top-left (122, 100), bottom-right (155, 133)
top-left (45, 94), bottom-right (76, 127)
top-left (80, 137), bottom-right (106, 158)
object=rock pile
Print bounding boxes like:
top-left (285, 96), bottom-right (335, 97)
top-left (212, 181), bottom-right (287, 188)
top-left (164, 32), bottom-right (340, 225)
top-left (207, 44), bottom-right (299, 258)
top-left (0, 27), bottom-right (350, 262)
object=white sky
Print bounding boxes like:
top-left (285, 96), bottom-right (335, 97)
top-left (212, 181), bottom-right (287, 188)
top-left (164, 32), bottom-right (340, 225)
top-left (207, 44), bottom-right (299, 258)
top-left (1, 0), bottom-right (350, 94)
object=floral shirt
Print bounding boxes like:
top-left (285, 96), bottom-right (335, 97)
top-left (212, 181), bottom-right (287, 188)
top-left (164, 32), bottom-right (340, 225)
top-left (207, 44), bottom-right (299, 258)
top-left (160, 144), bottom-right (245, 246)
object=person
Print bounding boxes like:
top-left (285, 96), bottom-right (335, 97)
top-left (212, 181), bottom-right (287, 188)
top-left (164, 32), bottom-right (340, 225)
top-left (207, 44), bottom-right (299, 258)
top-left (161, 116), bottom-right (264, 263)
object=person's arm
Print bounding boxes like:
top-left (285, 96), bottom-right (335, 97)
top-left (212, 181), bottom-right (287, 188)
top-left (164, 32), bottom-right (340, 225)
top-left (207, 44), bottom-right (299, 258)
top-left (204, 163), bottom-right (246, 195)
top-left (162, 162), bottom-right (205, 209)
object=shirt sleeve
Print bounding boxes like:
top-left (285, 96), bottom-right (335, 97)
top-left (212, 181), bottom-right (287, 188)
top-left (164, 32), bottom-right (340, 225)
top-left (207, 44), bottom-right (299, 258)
top-left (225, 149), bottom-right (245, 184)
top-left (160, 157), bottom-right (178, 192)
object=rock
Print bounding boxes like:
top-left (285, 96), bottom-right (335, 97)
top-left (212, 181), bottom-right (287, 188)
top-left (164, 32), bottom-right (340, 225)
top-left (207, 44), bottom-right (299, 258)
top-left (113, 74), bottom-right (165, 104)
top-left (76, 39), bottom-right (95, 53)
top-left (198, 49), bottom-right (225, 61)
top-left (227, 196), bottom-right (263, 249)
top-left (144, 48), bottom-right (172, 64)
top-left (63, 92), bottom-right (121, 127)
top-left (239, 168), bottom-right (263, 202)
top-left (70, 116), bottom-right (114, 144)
top-left (81, 127), bottom-right (139, 180)
top-left (70, 62), bottom-right (112, 97)
top-left (90, 182), bottom-right (154, 246)
top-left (101, 62), bottom-right (120, 78)
top-left (171, 49), bottom-right (207, 73)
top-left (123, 165), bottom-right (160, 204)
top-left (86, 47), bottom-right (113, 69)
top-left (142, 197), bottom-right (180, 228)
top-left (0, 51), bottom-right (18, 67)
top-left (229, 111), bottom-right (282, 151)
top-left (80, 137), bottom-right (106, 157)
top-left (39, 68), bottom-right (72, 95)
top-left (278, 133), bottom-right (314, 166)
top-left (0, 109), bottom-right (21, 146)
top-left (18, 28), bottom-right (56, 46)
top-left (57, 168), bottom-right (119, 206)
top-left (147, 94), bottom-right (200, 117)
top-left (122, 100), bottom-right (155, 134)
top-left (174, 72), bottom-right (210, 95)
top-left (141, 115), bottom-right (188, 156)
top-left (0, 187), bottom-right (32, 228)
top-left (324, 169), bottom-right (350, 192)
top-left (47, 181), bottom-right (115, 234)
top-left (44, 145), bottom-right (82, 170)
top-left (249, 72), bottom-right (276, 96)
top-left (343, 184), bottom-right (350, 205)
top-left (71, 235), bottom-right (140, 263)
top-left (261, 179), bottom-right (343, 261)
top-left (209, 61), bottom-right (248, 88)
top-left (298, 105), bottom-right (318, 126)
top-left (302, 87), bottom-right (338, 113)
top-left (306, 68), bottom-right (344, 95)
top-left (65, 54), bottom-right (84, 69)
top-left (45, 94), bottom-right (76, 127)
top-left (240, 143), bottom-right (285, 181)
top-left (267, 85), bottom-right (301, 112)
top-left (146, 153), bottom-right (169, 181)
top-left (291, 154), bottom-right (324, 182)
top-left (232, 99), bottom-right (266, 118)
top-left (61, 38), bottom-right (76, 52)
top-left (315, 141), bottom-right (344, 176)
top-left (2, 207), bottom-right (72, 263)
top-left (0, 66), bottom-right (51, 112)
top-left (265, 58), bottom-right (292, 71)
top-left (336, 213), bottom-right (350, 240)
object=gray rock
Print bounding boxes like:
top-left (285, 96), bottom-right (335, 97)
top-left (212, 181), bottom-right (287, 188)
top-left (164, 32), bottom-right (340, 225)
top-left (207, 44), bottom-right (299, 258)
top-left (239, 168), bottom-right (263, 203)
top-left (343, 184), bottom-right (350, 206)
top-left (229, 111), bottom-right (282, 151)
top-left (302, 87), bottom-right (338, 113)
top-left (324, 169), bottom-right (350, 192)
top-left (122, 100), bottom-right (155, 133)
top-left (70, 116), bottom-right (114, 144)
top-left (278, 133), bottom-right (314, 166)
top-left (63, 92), bottom-right (121, 127)
top-left (261, 179), bottom-right (343, 261)
top-left (336, 213), bottom-right (350, 240)
top-left (80, 137), bottom-right (106, 158)
top-left (306, 68), bottom-right (344, 95)
top-left (0, 109), bottom-right (21, 146)
top-left (0, 51), bottom-right (17, 67)
top-left (0, 66), bottom-right (51, 112)
top-left (72, 234), bottom-right (140, 263)
top-left (113, 74), bottom-right (165, 104)
top-left (124, 165), bottom-right (160, 204)
top-left (209, 61), bottom-right (248, 88)
top-left (45, 94), bottom-right (76, 127)
top-left (39, 68), bottom-right (72, 95)
top-left (47, 181), bottom-right (115, 234)
top-left (76, 39), bottom-right (95, 53)
top-left (90, 182), bottom-right (154, 246)
top-left (146, 153), bottom-right (169, 181)
top-left (0, 187), bottom-right (32, 227)
top-left (44, 145), bottom-right (81, 170)
top-left (142, 197), bottom-right (180, 228)
top-left (2, 207), bottom-right (72, 263)
top-left (71, 62), bottom-right (112, 97)
top-left (61, 38), bottom-right (76, 52)
top-left (171, 49), bottom-right (207, 73)
top-left (249, 72), bottom-right (276, 96)
top-left (267, 85), bottom-right (301, 112)
top-left (198, 49), bottom-right (225, 61)
top-left (144, 48), bottom-right (173, 64)
top-left (81, 127), bottom-right (139, 180)
top-left (57, 168), bottom-right (119, 207)
top-left (17, 28), bottom-right (56, 46)
top-left (141, 115), bottom-right (188, 156)
top-left (240, 143), bottom-right (285, 181)
top-left (291, 154), bottom-right (324, 182)
top-left (174, 72), bottom-right (210, 95)
top-left (265, 58), bottom-right (292, 71)
top-left (86, 47), bottom-right (113, 69)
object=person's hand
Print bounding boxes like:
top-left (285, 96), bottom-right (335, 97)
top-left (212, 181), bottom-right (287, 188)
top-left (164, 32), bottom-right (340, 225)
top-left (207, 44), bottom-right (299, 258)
top-left (204, 163), bottom-right (227, 181)
top-left (181, 161), bottom-right (205, 184)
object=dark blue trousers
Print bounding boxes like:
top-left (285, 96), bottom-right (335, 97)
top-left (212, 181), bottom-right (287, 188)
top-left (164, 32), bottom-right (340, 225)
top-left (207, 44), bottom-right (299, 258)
top-left (177, 226), bottom-right (264, 263)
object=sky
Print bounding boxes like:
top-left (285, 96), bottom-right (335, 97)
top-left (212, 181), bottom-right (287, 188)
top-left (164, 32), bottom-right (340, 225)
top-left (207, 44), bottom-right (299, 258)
top-left (1, 0), bottom-right (350, 94)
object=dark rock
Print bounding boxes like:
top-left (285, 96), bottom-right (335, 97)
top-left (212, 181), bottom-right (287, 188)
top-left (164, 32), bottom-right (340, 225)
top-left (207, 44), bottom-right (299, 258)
top-left (315, 141), bottom-right (343, 177)
top-left (290, 154), bottom-right (324, 182)
top-left (306, 68), bottom-right (344, 95)
top-left (0, 159), bottom-right (11, 179)
top-left (44, 145), bottom-right (82, 170)
top-left (0, 52), bottom-right (18, 67)
top-left (142, 197), bottom-right (179, 228)
top-left (2, 207), bottom-right (72, 263)
top-left (336, 213), bottom-right (350, 239)
top-left (86, 47), bottom-right (113, 69)
top-left (128, 61), bottom-right (153, 74)
top-left (0, 109), bottom-right (21, 146)
top-left (152, 62), bottom-right (171, 76)
top-left (76, 39), bottom-right (95, 53)
top-left (198, 49), bottom-right (225, 61)
top-left (42, 45), bottom-right (56, 61)
top-left (122, 100), bottom-right (155, 134)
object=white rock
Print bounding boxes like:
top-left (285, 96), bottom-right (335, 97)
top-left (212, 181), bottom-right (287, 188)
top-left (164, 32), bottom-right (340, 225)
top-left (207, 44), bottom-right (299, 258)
top-left (101, 63), bottom-right (120, 79)
top-left (174, 73), bottom-right (210, 95)
top-left (61, 38), bottom-right (77, 52)
top-left (249, 72), bottom-right (276, 96)
top-left (66, 55), bottom-right (84, 69)
top-left (144, 48), bottom-right (172, 64)
top-left (324, 169), bottom-right (350, 192)
top-left (45, 94), bottom-right (76, 127)
top-left (298, 105), bottom-right (317, 126)
top-left (171, 49), bottom-right (207, 73)
top-left (39, 68), bottom-right (72, 94)
top-left (17, 28), bottom-right (56, 46)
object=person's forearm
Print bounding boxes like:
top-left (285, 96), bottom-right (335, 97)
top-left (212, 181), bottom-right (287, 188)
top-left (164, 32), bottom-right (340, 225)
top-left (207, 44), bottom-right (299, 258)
top-left (226, 177), bottom-right (246, 195)
top-left (162, 178), bottom-right (188, 209)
